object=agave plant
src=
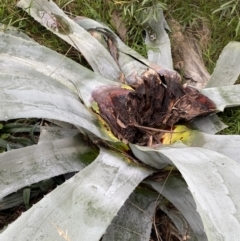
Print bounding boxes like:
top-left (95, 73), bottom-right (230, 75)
top-left (0, 0), bottom-right (240, 240)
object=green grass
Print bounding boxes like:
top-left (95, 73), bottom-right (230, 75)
top-left (0, 0), bottom-right (240, 136)
top-left (219, 107), bottom-right (240, 135)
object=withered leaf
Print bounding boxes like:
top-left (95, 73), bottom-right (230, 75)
top-left (92, 69), bottom-right (216, 146)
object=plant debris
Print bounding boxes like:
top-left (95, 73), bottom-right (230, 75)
top-left (92, 68), bottom-right (216, 145)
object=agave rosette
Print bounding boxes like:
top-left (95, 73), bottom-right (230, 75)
top-left (0, 0), bottom-right (240, 241)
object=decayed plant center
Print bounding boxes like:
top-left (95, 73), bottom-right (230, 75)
top-left (92, 68), bottom-right (216, 145)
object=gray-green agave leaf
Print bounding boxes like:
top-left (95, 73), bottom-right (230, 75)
top-left (0, 30), bottom-right (116, 103)
top-left (0, 148), bottom-right (153, 241)
top-left (0, 23), bottom-right (36, 42)
top-left (145, 175), bottom-right (207, 241)
top-left (0, 32), bottom-right (119, 141)
top-left (131, 143), bottom-right (240, 241)
top-left (206, 41), bottom-right (240, 88)
top-left (103, 187), bottom-right (158, 241)
top-left (0, 134), bottom-right (97, 200)
top-left (191, 132), bottom-right (240, 164)
top-left (202, 84), bottom-right (240, 111)
top-left (17, 0), bottom-right (122, 81)
top-left (144, 7), bottom-right (173, 69)
top-left (192, 115), bottom-right (228, 134)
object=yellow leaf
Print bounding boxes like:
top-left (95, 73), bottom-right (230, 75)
top-left (161, 125), bottom-right (196, 145)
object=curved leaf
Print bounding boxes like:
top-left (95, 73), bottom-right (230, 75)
top-left (144, 7), bottom-right (173, 69)
top-left (0, 32), bottom-right (121, 142)
top-left (145, 175), bottom-right (207, 240)
top-left (0, 71), bottom-right (107, 136)
top-left (131, 143), bottom-right (240, 241)
top-left (161, 125), bottom-right (240, 163)
top-left (73, 16), bottom-right (179, 83)
top-left (38, 126), bottom-right (79, 143)
top-left (206, 41), bottom-right (240, 88)
top-left (0, 24), bottom-right (36, 42)
top-left (0, 148), bottom-right (153, 241)
top-left (73, 17), bottom-right (149, 85)
top-left (0, 30), bottom-right (117, 105)
top-left (201, 84), bottom-right (240, 111)
top-left (17, 0), bottom-right (122, 81)
top-left (191, 132), bottom-right (240, 164)
top-left (192, 115), bottom-right (228, 134)
top-left (0, 134), bottom-right (97, 200)
top-left (103, 187), bottom-right (157, 241)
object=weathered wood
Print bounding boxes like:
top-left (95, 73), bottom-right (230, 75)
top-left (169, 19), bottom-right (211, 88)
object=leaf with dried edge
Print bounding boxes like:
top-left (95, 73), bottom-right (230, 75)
top-left (131, 143), bottom-right (240, 241)
top-left (0, 148), bottom-right (154, 241)
top-left (17, 0), bottom-right (122, 81)
top-left (201, 84), bottom-right (240, 111)
top-left (0, 32), bottom-right (122, 142)
top-left (161, 125), bottom-right (240, 164)
top-left (194, 41), bottom-right (240, 133)
top-left (73, 17), bottom-right (149, 87)
top-left (73, 16), bottom-right (181, 88)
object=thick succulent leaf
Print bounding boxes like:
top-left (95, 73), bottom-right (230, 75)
top-left (74, 14), bottom-right (225, 134)
top-left (0, 32), bottom-right (121, 141)
top-left (201, 84), bottom-right (240, 111)
top-left (0, 32), bottom-right (117, 95)
top-left (73, 17), bottom-right (148, 84)
top-left (161, 125), bottom-right (240, 163)
top-left (17, 0), bottom-right (122, 81)
top-left (124, 146), bottom-right (168, 170)
top-left (0, 134), bottom-right (98, 199)
top-left (191, 132), bottom-right (240, 164)
top-left (102, 187), bottom-right (157, 241)
top-left (0, 69), bottom-right (115, 140)
top-left (0, 189), bottom-right (40, 210)
top-left (0, 178), bottom-right (56, 210)
top-left (0, 23), bottom-right (36, 42)
top-left (146, 175), bottom-right (207, 241)
top-left (0, 31), bottom-right (74, 92)
top-left (192, 115), bottom-right (228, 134)
top-left (131, 143), bottom-right (240, 241)
top-left (38, 126), bottom-right (79, 143)
top-left (74, 17), bottom-right (179, 88)
top-left (72, 17), bottom-right (162, 73)
top-left (193, 41), bottom-right (236, 133)
top-left (206, 41), bottom-right (240, 88)
top-left (144, 8), bottom-right (173, 69)
top-left (0, 148), bottom-right (153, 241)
